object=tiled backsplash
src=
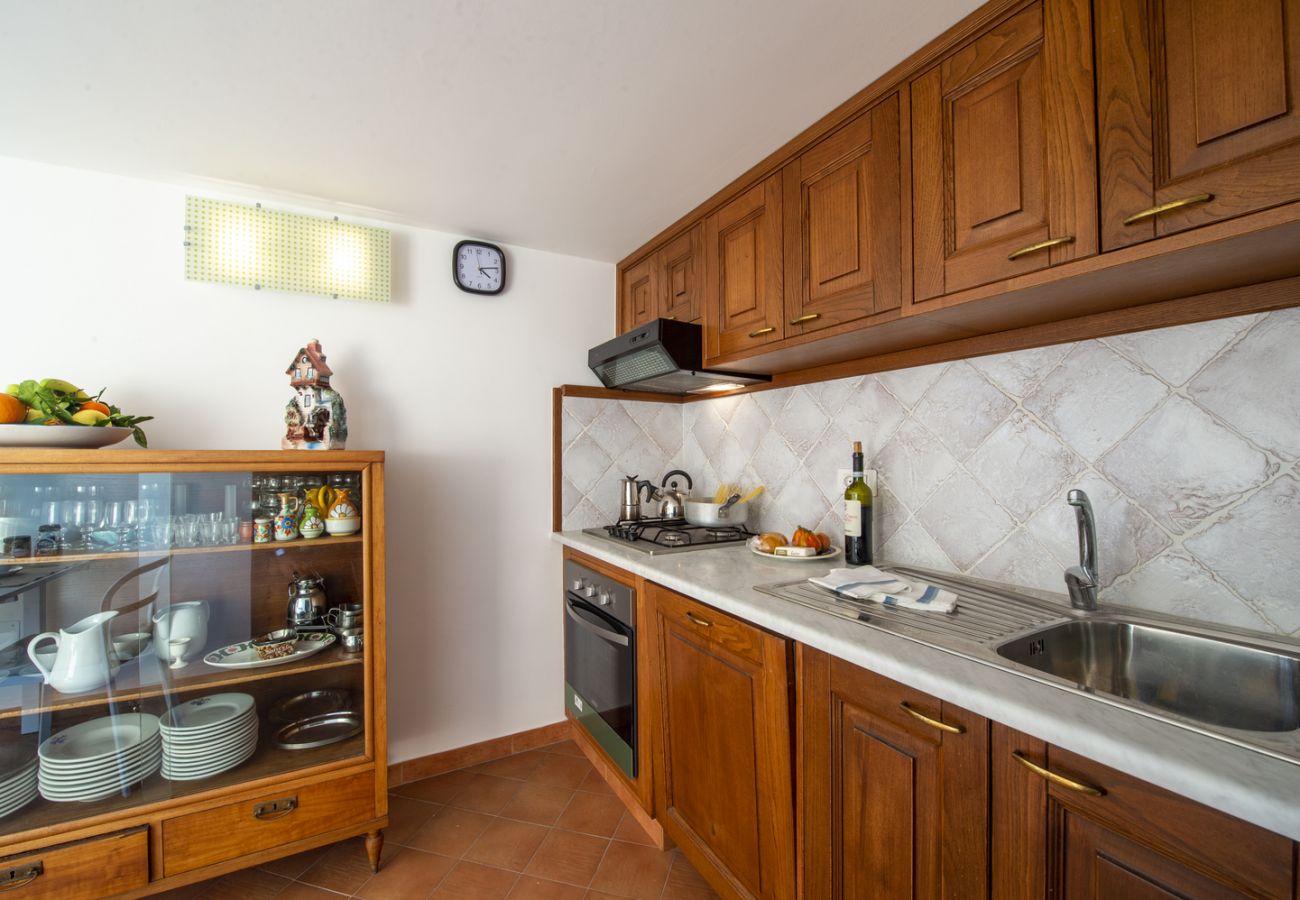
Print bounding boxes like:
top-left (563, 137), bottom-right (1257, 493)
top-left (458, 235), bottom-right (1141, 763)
top-left (560, 308), bottom-right (1299, 635)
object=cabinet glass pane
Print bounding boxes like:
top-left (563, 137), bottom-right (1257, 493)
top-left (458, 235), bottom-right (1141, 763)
top-left (0, 467), bottom-right (370, 837)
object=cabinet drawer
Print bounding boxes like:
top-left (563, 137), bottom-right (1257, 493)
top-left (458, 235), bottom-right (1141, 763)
top-left (0, 827), bottom-right (148, 899)
top-left (652, 587), bottom-right (763, 665)
top-left (162, 771), bottom-right (376, 877)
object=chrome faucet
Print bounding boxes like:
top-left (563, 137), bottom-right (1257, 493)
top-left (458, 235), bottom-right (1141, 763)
top-left (1064, 489), bottom-right (1099, 611)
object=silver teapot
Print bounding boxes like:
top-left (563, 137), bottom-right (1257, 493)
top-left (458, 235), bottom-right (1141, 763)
top-left (287, 572), bottom-right (327, 627)
top-left (655, 470), bottom-right (694, 520)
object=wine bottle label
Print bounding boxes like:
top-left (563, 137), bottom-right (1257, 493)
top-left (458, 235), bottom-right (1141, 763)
top-left (844, 499), bottom-right (863, 536)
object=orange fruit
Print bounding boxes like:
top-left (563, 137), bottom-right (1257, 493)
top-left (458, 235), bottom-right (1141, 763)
top-left (79, 400), bottom-right (111, 416)
top-left (0, 393), bottom-right (25, 425)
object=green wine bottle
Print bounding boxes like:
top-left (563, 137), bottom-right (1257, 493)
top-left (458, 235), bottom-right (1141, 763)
top-left (844, 441), bottom-right (873, 566)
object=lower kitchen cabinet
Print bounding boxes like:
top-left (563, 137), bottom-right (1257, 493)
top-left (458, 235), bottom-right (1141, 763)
top-left (992, 724), bottom-right (1296, 899)
top-left (646, 583), bottom-right (795, 900)
top-left (799, 646), bottom-right (988, 899)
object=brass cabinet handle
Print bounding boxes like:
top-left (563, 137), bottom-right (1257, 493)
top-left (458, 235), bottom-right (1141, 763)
top-left (253, 796), bottom-right (299, 820)
top-left (900, 701), bottom-right (965, 734)
top-left (685, 611), bottom-right (713, 628)
top-left (748, 326), bottom-right (776, 338)
top-left (1122, 193), bottom-right (1213, 226)
top-left (1012, 751), bottom-right (1106, 796)
top-left (1007, 235), bottom-right (1075, 261)
top-left (0, 864), bottom-right (43, 892)
top-left (789, 313), bottom-right (821, 325)
top-left (665, 315), bottom-right (677, 320)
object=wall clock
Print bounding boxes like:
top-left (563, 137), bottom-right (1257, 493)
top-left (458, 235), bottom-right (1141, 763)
top-left (453, 240), bottom-right (506, 295)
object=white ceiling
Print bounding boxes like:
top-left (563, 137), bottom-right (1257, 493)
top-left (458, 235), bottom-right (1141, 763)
top-left (0, 0), bottom-right (982, 262)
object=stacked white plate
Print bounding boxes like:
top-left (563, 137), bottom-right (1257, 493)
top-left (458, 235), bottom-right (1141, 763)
top-left (0, 741), bottom-right (38, 818)
top-left (38, 713), bottom-right (162, 803)
top-left (160, 693), bottom-right (258, 781)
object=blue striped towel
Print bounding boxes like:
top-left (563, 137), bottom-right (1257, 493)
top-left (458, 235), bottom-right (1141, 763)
top-left (809, 566), bottom-right (959, 613)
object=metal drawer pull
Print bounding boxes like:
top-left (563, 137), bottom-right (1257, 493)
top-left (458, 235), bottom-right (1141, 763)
top-left (665, 315), bottom-right (677, 320)
top-left (685, 611), bottom-right (714, 628)
top-left (748, 326), bottom-right (776, 338)
top-left (1012, 751), bottom-right (1105, 796)
top-left (1122, 193), bottom-right (1213, 226)
top-left (789, 313), bottom-right (821, 325)
top-left (1007, 235), bottom-right (1075, 261)
top-left (0, 864), bottom-right (42, 892)
top-left (900, 702), bottom-right (965, 734)
top-left (253, 796), bottom-right (299, 820)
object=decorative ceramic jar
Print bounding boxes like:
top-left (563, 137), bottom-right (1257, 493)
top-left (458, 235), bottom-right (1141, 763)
top-left (298, 503), bottom-right (324, 540)
top-left (323, 487), bottom-right (361, 536)
top-left (273, 493), bottom-right (301, 542)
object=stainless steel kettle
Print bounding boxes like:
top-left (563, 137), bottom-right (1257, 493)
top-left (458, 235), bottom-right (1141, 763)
top-left (656, 470), bottom-right (694, 520)
top-left (287, 572), bottom-right (327, 626)
top-left (619, 475), bottom-right (654, 522)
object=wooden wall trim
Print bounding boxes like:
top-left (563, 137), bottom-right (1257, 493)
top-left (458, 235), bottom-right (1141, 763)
top-left (558, 384), bottom-right (684, 403)
top-left (388, 720), bottom-right (573, 787)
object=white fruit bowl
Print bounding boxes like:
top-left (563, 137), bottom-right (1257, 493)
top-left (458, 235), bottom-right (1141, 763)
top-left (325, 517), bottom-right (360, 536)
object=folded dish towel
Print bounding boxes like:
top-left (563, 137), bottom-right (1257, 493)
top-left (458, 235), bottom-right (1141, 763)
top-left (809, 566), bottom-right (959, 613)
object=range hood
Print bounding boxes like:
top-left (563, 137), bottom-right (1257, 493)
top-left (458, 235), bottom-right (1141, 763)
top-left (588, 319), bottom-right (771, 395)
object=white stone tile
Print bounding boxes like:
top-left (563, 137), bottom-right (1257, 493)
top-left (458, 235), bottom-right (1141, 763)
top-left (969, 343), bottom-right (1072, 398)
top-left (561, 477), bottom-right (583, 517)
top-left (914, 471), bottom-right (1017, 570)
top-left (881, 519), bottom-right (955, 572)
top-left (775, 387), bottom-right (831, 457)
top-left (808, 376), bottom-right (863, 416)
top-left (1187, 309), bottom-right (1300, 461)
top-left (1184, 475), bottom-right (1300, 633)
top-left (726, 396), bottom-right (772, 460)
top-left (966, 410), bottom-right (1084, 522)
top-left (690, 402), bottom-right (728, 457)
top-left (563, 434), bottom-right (612, 494)
top-left (873, 419), bottom-right (958, 513)
top-left (1024, 342), bottom-right (1168, 461)
top-left (709, 432), bottom-right (752, 487)
top-left (774, 467), bottom-right (833, 534)
top-left (617, 439), bottom-right (672, 489)
top-left (564, 397), bottom-right (605, 426)
top-left (1105, 314), bottom-right (1258, 386)
top-left (1109, 550), bottom-right (1275, 633)
top-left (913, 362), bottom-right (1016, 460)
top-left (803, 425), bottom-right (853, 504)
top-left (834, 377), bottom-right (906, 457)
top-left (1025, 471), bottom-right (1170, 588)
top-left (640, 403), bottom-right (684, 457)
top-left (970, 529), bottom-right (1065, 595)
top-left (563, 497), bottom-right (607, 531)
top-left (876, 484), bottom-right (907, 546)
top-left (752, 386), bottom-right (793, 421)
top-left (1099, 396), bottom-right (1277, 533)
top-left (749, 430), bottom-right (800, 490)
top-left (709, 394), bottom-right (744, 424)
top-left (586, 401), bottom-right (641, 458)
top-left (561, 408), bottom-right (585, 451)
top-left (876, 362), bottom-right (947, 409)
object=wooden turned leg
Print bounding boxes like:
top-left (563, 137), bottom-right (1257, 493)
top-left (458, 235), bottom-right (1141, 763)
top-left (365, 830), bottom-right (384, 873)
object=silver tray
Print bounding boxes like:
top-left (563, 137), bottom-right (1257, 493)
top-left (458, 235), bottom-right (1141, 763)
top-left (273, 712), bottom-right (362, 750)
top-left (268, 689), bottom-right (352, 725)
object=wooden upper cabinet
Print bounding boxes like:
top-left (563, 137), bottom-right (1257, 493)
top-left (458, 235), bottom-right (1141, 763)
top-left (911, 0), bottom-right (1097, 303)
top-left (783, 94), bottom-right (904, 337)
top-left (619, 255), bottom-right (658, 333)
top-left (658, 222), bottom-right (705, 323)
top-left (704, 174), bottom-right (785, 360)
top-left (1096, 0), bottom-right (1300, 250)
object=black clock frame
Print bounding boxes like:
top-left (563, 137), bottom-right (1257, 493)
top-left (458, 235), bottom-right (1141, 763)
top-left (452, 239), bottom-right (507, 295)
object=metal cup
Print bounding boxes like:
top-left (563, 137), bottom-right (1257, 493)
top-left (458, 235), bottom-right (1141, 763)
top-left (326, 603), bottom-right (364, 630)
top-left (337, 627), bottom-right (363, 653)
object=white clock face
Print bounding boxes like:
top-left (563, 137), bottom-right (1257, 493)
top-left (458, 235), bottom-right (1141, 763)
top-left (455, 242), bottom-right (505, 293)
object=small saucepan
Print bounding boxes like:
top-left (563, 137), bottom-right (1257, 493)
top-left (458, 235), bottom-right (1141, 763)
top-left (683, 495), bottom-right (750, 527)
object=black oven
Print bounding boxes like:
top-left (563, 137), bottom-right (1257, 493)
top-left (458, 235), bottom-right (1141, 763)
top-left (563, 558), bottom-right (636, 779)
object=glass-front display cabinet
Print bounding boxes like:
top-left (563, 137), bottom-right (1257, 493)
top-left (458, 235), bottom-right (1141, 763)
top-left (0, 450), bottom-right (386, 897)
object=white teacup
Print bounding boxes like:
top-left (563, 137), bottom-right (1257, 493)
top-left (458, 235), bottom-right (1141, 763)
top-left (113, 632), bottom-right (153, 662)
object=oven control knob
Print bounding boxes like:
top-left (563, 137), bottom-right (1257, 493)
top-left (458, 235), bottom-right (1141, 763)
top-left (596, 591), bottom-right (612, 607)
top-left (571, 578), bottom-right (586, 592)
top-left (582, 585), bottom-right (598, 598)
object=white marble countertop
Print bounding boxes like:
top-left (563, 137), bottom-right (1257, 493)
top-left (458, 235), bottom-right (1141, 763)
top-left (555, 530), bottom-right (1300, 840)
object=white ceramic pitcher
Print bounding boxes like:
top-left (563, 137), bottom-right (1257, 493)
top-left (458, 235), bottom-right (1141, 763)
top-left (27, 610), bottom-right (120, 694)
top-left (152, 601), bottom-right (208, 665)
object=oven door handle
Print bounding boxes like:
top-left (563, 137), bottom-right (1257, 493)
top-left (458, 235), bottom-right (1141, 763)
top-left (565, 597), bottom-right (630, 647)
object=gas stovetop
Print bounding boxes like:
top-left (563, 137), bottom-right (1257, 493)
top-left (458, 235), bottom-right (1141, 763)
top-left (582, 518), bottom-right (755, 555)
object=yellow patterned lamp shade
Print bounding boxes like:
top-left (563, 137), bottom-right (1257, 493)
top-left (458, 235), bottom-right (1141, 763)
top-left (184, 196), bottom-right (391, 303)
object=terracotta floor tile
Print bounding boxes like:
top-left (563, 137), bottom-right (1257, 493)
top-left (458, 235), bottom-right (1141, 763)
top-left (406, 806), bottom-right (495, 858)
top-left (464, 818), bottom-right (550, 872)
top-left (195, 867), bottom-right (291, 900)
top-left (584, 891), bottom-right (627, 899)
top-left (661, 851), bottom-right (720, 899)
top-left (256, 845), bottom-right (326, 880)
top-left (611, 812), bottom-right (656, 847)
top-left (588, 840), bottom-right (672, 900)
top-left (523, 829), bottom-right (610, 887)
top-left (297, 837), bottom-right (386, 895)
top-left (430, 860), bottom-right (519, 898)
top-left (353, 847), bottom-right (456, 899)
top-left (471, 749), bottom-right (550, 780)
top-left (150, 882), bottom-right (210, 899)
top-left (273, 884), bottom-right (343, 900)
top-left (541, 739), bottom-right (586, 758)
top-left (556, 792), bottom-right (626, 838)
top-left (528, 754), bottom-right (594, 790)
top-left (499, 781), bottom-right (576, 826)
top-left (575, 769), bottom-right (615, 796)
top-left (507, 875), bottom-right (588, 899)
top-left (447, 773), bottom-right (524, 814)
top-left (386, 794), bottom-right (442, 845)
top-left (393, 769), bottom-right (477, 804)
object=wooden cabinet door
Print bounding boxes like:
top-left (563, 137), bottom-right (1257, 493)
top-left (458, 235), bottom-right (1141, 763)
top-left (619, 255), bottom-right (657, 333)
top-left (704, 174), bottom-right (784, 360)
top-left (911, 0), bottom-right (1097, 303)
top-left (649, 585), bottom-right (794, 899)
top-left (1097, 0), bottom-right (1300, 250)
top-left (992, 724), bottom-right (1295, 899)
top-left (783, 94), bottom-right (903, 338)
top-left (657, 222), bottom-right (705, 324)
top-left (801, 647), bottom-right (988, 899)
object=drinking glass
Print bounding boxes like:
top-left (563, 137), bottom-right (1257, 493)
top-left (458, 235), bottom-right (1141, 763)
top-left (177, 515), bottom-right (200, 548)
top-left (198, 517), bottom-right (222, 546)
top-left (152, 517), bottom-right (175, 549)
top-left (103, 500), bottom-right (138, 549)
top-left (62, 500), bottom-right (91, 549)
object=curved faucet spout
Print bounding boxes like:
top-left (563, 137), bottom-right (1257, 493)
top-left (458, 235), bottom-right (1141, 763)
top-left (1065, 489), bottom-right (1099, 611)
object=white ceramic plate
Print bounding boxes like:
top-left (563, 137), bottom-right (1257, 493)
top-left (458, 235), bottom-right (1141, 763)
top-left (164, 728), bottom-right (258, 759)
top-left (162, 742), bottom-right (256, 779)
top-left (0, 424), bottom-right (132, 449)
top-left (38, 736), bottom-right (160, 772)
top-left (203, 632), bottom-right (335, 669)
top-left (163, 717), bottom-right (257, 747)
top-left (748, 538), bottom-right (843, 563)
top-left (39, 715), bottom-right (161, 765)
top-left (0, 787), bottom-right (37, 819)
top-left (39, 745), bottom-right (161, 780)
top-left (160, 693), bottom-right (255, 731)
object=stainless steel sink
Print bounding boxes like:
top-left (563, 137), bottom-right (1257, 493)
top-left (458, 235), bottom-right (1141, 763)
top-left (997, 618), bottom-right (1300, 733)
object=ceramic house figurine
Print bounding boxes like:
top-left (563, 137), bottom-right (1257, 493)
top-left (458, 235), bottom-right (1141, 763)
top-left (282, 339), bottom-right (348, 450)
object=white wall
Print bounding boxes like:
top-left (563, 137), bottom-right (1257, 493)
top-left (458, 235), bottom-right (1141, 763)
top-left (0, 156), bottom-right (613, 763)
